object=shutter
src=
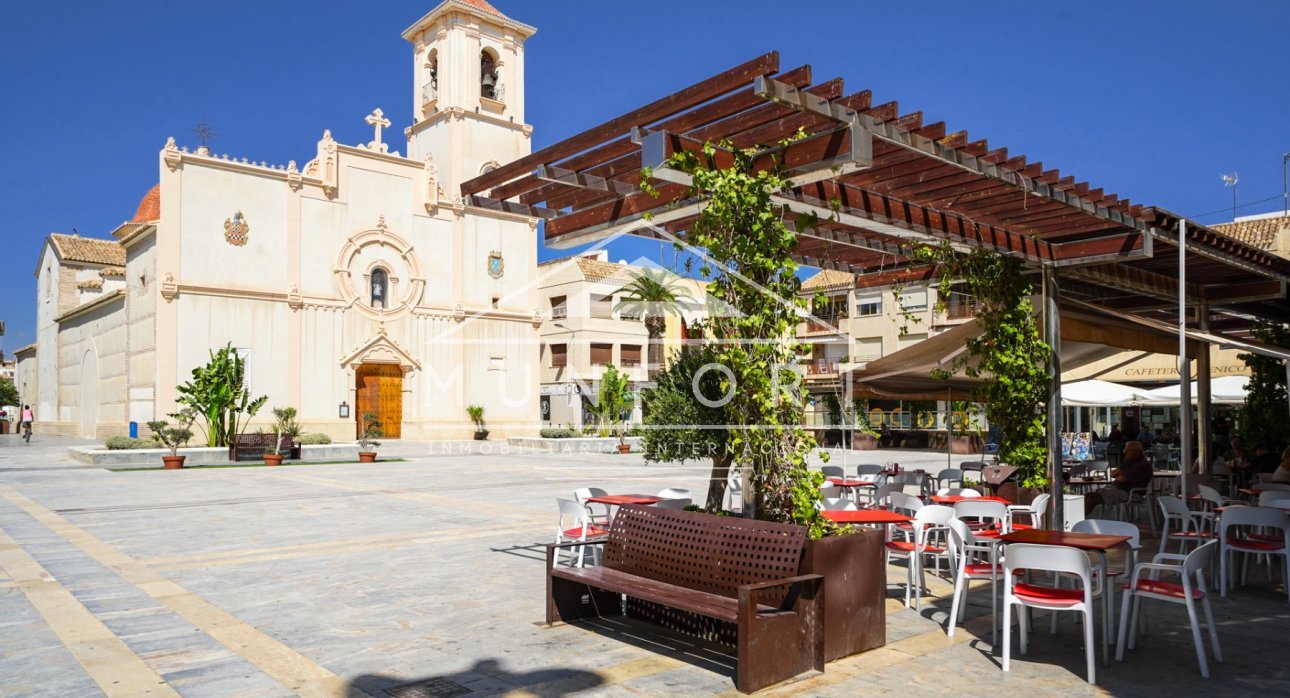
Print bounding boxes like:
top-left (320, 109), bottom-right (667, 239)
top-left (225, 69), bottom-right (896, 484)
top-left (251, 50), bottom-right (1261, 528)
top-left (550, 343), bottom-right (567, 367)
top-left (621, 344), bottom-right (641, 365)
top-left (590, 343), bottom-right (612, 365)
top-left (899, 287), bottom-right (928, 310)
top-left (550, 295), bottom-right (567, 319)
top-left (854, 337), bottom-right (882, 361)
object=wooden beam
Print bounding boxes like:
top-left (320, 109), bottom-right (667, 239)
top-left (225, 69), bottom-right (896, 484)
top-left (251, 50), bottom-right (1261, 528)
top-left (461, 51), bottom-right (780, 196)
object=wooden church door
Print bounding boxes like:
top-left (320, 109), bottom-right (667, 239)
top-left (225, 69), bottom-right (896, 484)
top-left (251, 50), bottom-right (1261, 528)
top-left (356, 363), bottom-right (403, 439)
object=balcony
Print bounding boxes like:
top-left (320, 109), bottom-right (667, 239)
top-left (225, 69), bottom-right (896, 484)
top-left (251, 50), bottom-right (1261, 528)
top-left (802, 316), bottom-right (843, 334)
top-left (944, 301), bottom-right (977, 320)
top-left (551, 305), bottom-right (568, 320)
top-left (422, 82), bottom-right (438, 105)
top-left (804, 360), bottom-right (840, 376)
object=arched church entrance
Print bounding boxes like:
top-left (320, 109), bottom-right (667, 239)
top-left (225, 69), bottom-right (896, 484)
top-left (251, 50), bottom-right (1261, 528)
top-left (356, 363), bottom-right (402, 439)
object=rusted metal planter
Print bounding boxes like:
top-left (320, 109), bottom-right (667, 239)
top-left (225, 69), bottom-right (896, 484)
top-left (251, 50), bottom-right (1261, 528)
top-left (800, 527), bottom-right (885, 661)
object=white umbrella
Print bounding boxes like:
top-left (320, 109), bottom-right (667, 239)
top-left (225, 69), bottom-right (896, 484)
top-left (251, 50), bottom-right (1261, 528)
top-left (1141, 375), bottom-right (1249, 405)
top-left (1060, 379), bottom-right (1156, 407)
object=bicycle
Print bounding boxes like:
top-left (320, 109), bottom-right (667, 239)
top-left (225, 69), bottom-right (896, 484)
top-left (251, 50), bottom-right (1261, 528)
top-left (22, 421), bottom-right (32, 444)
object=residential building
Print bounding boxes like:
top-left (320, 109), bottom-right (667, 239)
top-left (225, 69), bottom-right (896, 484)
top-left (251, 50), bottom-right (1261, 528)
top-left (536, 251), bottom-right (706, 429)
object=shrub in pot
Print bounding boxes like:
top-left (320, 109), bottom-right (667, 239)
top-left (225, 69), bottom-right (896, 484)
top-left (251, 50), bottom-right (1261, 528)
top-left (265, 406), bottom-right (300, 466)
top-left (357, 412), bottom-right (383, 463)
top-left (147, 409), bottom-right (196, 470)
top-left (466, 404), bottom-right (488, 440)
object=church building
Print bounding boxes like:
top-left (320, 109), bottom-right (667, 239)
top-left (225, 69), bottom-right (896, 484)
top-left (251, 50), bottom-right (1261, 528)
top-left (20, 0), bottom-right (543, 441)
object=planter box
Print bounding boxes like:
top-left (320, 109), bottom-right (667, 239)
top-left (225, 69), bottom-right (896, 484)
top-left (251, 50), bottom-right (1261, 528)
top-left (800, 528), bottom-right (886, 662)
top-left (68, 443), bottom-right (360, 468)
top-left (505, 436), bottom-right (643, 454)
top-left (851, 433), bottom-right (878, 450)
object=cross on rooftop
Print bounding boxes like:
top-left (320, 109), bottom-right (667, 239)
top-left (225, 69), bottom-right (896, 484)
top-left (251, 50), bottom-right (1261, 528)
top-left (365, 108), bottom-right (390, 153)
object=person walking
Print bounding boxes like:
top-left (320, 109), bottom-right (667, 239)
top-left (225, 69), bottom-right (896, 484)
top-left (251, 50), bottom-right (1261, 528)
top-left (19, 404), bottom-right (33, 443)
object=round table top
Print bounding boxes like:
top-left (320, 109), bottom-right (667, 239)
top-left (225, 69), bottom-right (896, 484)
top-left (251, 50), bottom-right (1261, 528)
top-left (822, 509), bottom-right (912, 524)
top-left (931, 495), bottom-right (1010, 505)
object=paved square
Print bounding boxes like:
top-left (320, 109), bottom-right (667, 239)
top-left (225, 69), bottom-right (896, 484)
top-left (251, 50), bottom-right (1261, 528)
top-left (1, 436), bottom-right (1286, 696)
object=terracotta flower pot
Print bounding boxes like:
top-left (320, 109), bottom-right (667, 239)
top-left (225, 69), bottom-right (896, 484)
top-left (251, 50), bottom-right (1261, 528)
top-left (162, 455), bottom-right (186, 470)
top-left (617, 444), bottom-right (631, 454)
top-left (358, 452), bottom-right (377, 463)
top-left (263, 453), bottom-right (284, 467)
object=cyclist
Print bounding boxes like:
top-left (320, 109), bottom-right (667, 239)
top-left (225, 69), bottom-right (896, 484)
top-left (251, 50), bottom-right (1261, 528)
top-left (20, 404), bottom-right (33, 443)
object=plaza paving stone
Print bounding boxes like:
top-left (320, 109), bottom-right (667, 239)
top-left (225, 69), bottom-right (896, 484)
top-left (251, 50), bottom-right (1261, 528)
top-left (0, 434), bottom-right (1287, 696)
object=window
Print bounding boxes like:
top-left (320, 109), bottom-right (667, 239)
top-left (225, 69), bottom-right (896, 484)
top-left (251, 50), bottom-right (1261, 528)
top-left (491, 296), bottom-right (499, 309)
top-left (853, 337), bottom-right (882, 362)
top-left (489, 356), bottom-right (504, 371)
top-left (423, 49), bottom-right (438, 103)
top-left (370, 268), bottom-right (389, 309)
top-left (590, 294), bottom-right (614, 319)
top-left (590, 343), bottom-right (612, 365)
top-left (899, 286), bottom-right (928, 312)
top-left (856, 290), bottom-right (882, 316)
top-left (550, 295), bottom-right (567, 319)
top-left (550, 343), bottom-right (567, 368)
top-left (621, 344), bottom-right (642, 366)
top-left (480, 49), bottom-right (498, 100)
top-left (897, 333), bottom-right (927, 350)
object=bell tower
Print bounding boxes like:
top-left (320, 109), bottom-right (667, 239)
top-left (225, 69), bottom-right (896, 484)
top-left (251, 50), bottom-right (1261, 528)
top-left (402, 0), bottom-right (536, 197)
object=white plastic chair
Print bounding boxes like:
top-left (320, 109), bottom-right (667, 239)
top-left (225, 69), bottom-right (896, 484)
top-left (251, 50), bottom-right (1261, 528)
top-left (657, 487), bottom-right (691, 500)
top-left (1117, 540), bottom-right (1222, 677)
top-left (953, 499), bottom-right (1009, 539)
top-left (888, 492), bottom-right (925, 542)
top-left (554, 497), bottom-right (607, 568)
top-left (870, 483), bottom-right (900, 510)
top-left (936, 468), bottom-right (964, 490)
top-left (1059, 519), bottom-right (1141, 638)
top-left (1219, 505), bottom-right (1290, 604)
top-left (945, 518), bottom-right (1003, 643)
top-left (573, 486), bottom-right (610, 526)
top-left (885, 504), bottom-right (954, 609)
top-left (1158, 495), bottom-right (1215, 556)
top-left (936, 487), bottom-right (982, 498)
top-left (821, 465), bottom-right (845, 479)
top-left (856, 463), bottom-right (884, 477)
top-left (1002, 543), bottom-right (1097, 684)
top-left (1007, 493), bottom-right (1050, 531)
top-left (819, 497), bottom-right (857, 512)
top-left (654, 497), bottom-right (692, 510)
top-left (1259, 490), bottom-right (1290, 507)
top-left (819, 484), bottom-right (843, 500)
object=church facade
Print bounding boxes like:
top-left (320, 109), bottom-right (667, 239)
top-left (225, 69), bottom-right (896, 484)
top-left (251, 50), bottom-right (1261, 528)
top-left (19, 0), bottom-right (543, 441)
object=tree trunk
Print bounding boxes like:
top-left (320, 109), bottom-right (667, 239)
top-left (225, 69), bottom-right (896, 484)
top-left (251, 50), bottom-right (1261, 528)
top-left (646, 317), bottom-right (665, 380)
top-left (705, 452), bottom-right (733, 512)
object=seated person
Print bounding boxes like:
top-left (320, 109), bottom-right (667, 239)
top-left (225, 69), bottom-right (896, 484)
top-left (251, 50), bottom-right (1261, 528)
top-left (1111, 440), bottom-right (1153, 495)
top-left (1251, 443), bottom-right (1280, 474)
top-left (1272, 447), bottom-right (1290, 484)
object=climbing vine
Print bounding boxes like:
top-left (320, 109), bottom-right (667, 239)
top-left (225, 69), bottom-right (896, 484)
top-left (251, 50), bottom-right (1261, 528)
top-left (647, 137), bottom-right (833, 535)
top-left (911, 245), bottom-right (1052, 487)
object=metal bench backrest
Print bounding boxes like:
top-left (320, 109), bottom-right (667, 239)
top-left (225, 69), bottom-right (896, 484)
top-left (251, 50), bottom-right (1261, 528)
top-left (604, 504), bottom-right (808, 597)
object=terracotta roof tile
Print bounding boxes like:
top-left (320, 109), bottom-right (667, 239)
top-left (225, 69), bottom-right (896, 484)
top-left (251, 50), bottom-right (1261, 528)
top-left (574, 256), bottom-right (632, 283)
top-left (801, 269), bottom-right (856, 292)
top-left (1212, 214), bottom-right (1289, 251)
top-left (131, 184), bottom-right (160, 223)
top-left (457, 0), bottom-right (506, 19)
top-left (49, 234), bottom-right (126, 267)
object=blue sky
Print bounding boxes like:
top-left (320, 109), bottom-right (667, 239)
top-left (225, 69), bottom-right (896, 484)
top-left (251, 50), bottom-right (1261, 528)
top-left (2, 0), bottom-right (1287, 352)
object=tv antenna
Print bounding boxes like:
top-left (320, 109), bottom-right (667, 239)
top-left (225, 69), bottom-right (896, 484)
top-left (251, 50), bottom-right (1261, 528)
top-left (1219, 172), bottom-right (1238, 221)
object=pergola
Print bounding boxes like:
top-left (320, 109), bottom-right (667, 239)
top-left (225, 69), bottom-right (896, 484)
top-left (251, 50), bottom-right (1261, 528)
top-left (462, 52), bottom-right (1290, 515)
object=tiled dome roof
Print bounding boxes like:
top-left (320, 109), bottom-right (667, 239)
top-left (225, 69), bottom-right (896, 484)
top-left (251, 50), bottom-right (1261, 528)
top-left (131, 184), bottom-right (160, 223)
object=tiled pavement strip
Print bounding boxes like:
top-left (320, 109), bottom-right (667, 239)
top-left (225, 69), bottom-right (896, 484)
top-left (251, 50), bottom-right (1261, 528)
top-left (0, 436), bottom-right (1287, 696)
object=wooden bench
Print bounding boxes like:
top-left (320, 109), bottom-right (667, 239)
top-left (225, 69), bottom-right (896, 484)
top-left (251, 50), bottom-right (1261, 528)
top-left (546, 504), bottom-right (823, 693)
top-left (228, 433), bottom-right (301, 461)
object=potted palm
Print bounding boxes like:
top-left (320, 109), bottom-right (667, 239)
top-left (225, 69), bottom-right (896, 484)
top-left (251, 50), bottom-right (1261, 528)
top-left (357, 412), bottom-right (383, 463)
top-left (466, 404), bottom-right (488, 440)
top-left (597, 364), bottom-right (633, 454)
top-left (265, 407), bottom-right (300, 466)
top-left (148, 409), bottom-right (196, 469)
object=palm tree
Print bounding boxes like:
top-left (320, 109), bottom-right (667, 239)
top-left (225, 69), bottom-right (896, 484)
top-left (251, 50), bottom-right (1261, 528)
top-left (614, 268), bottom-right (696, 380)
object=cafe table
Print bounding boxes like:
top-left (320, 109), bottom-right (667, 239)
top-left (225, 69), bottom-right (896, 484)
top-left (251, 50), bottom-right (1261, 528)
top-left (821, 509), bottom-right (912, 525)
top-left (1000, 528), bottom-right (1131, 666)
top-left (584, 494), bottom-right (663, 506)
top-left (827, 477), bottom-right (876, 502)
top-left (930, 494), bottom-right (1010, 505)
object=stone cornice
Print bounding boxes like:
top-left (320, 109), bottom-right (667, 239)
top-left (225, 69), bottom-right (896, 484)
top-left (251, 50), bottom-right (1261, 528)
top-left (54, 289), bottom-right (125, 324)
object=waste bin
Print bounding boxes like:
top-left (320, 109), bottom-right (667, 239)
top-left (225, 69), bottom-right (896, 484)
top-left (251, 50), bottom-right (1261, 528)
top-left (129, 421), bottom-right (138, 439)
